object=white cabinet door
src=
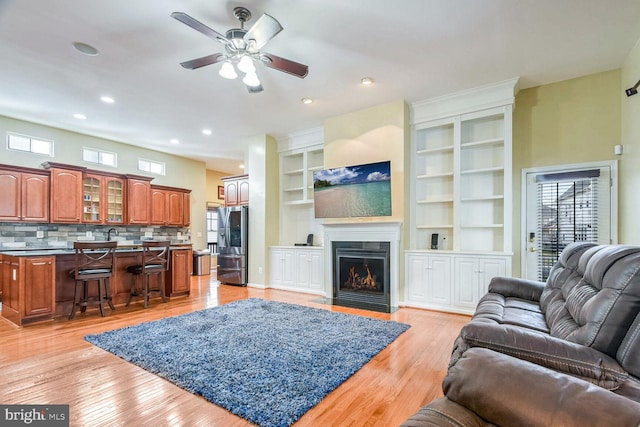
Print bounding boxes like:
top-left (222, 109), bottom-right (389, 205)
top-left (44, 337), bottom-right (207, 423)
top-left (428, 255), bottom-right (452, 305)
top-left (307, 250), bottom-right (324, 291)
top-left (477, 257), bottom-right (506, 296)
top-left (296, 250), bottom-right (310, 289)
top-left (406, 254), bottom-right (429, 302)
top-left (453, 256), bottom-right (480, 310)
top-left (454, 255), bottom-right (507, 311)
top-left (405, 253), bottom-right (452, 306)
top-left (270, 248), bottom-right (295, 288)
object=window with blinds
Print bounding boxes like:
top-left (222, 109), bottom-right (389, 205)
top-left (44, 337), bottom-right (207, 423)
top-left (536, 168), bottom-right (609, 281)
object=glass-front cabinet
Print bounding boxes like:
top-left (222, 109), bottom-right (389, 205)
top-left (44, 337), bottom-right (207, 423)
top-left (83, 173), bottom-right (125, 224)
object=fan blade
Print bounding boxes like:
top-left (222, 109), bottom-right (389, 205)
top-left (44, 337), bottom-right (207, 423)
top-left (180, 53), bottom-right (225, 70)
top-left (171, 12), bottom-right (229, 44)
top-left (261, 53), bottom-right (308, 78)
top-left (244, 13), bottom-right (283, 50)
top-left (247, 83), bottom-right (264, 94)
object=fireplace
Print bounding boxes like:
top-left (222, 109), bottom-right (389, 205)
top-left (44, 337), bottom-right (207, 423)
top-left (333, 241), bottom-right (390, 313)
top-left (323, 222), bottom-right (401, 313)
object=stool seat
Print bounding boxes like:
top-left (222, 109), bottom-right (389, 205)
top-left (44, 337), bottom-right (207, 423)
top-left (69, 241), bottom-right (117, 320)
top-left (74, 268), bottom-right (113, 276)
top-left (126, 241), bottom-right (170, 308)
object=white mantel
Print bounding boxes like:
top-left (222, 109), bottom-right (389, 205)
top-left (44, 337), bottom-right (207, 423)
top-left (323, 222), bottom-right (402, 309)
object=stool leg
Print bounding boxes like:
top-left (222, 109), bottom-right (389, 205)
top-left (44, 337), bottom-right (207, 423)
top-left (80, 281), bottom-right (88, 313)
top-left (126, 274), bottom-right (138, 306)
top-left (160, 271), bottom-right (167, 303)
top-left (143, 274), bottom-right (148, 308)
top-left (105, 277), bottom-right (116, 311)
top-left (98, 279), bottom-right (105, 317)
top-left (69, 281), bottom-right (79, 320)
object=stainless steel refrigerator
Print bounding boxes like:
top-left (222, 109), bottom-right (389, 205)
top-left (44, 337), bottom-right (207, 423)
top-left (217, 205), bottom-right (248, 285)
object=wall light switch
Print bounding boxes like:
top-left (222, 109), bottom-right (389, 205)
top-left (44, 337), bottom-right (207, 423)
top-left (36, 231), bottom-right (44, 238)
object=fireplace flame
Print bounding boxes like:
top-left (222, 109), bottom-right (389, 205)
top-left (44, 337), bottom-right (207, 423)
top-left (346, 263), bottom-right (378, 291)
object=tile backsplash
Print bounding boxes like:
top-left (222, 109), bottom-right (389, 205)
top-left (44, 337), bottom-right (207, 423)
top-left (0, 223), bottom-right (191, 249)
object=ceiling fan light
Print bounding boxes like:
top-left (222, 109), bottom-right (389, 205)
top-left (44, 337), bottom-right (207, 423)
top-left (243, 71), bottom-right (261, 87)
top-left (219, 61), bottom-right (238, 79)
top-left (237, 55), bottom-right (255, 73)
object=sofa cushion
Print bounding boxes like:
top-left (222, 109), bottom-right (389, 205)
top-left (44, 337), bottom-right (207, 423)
top-left (472, 293), bottom-right (549, 333)
top-left (548, 246), bottom-right (640, 356)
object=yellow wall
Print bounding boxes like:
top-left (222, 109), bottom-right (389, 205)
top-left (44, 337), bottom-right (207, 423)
top-left (620, 38), bottom-right (640, 244)
top-left (512, 70), bottom-right (621, 275)
top-left (205, 169), bottom-right (227, 205)
top-left (0, 115), bottom-right (208, 249)
top-left (323, 100), bottom-right (408, 225)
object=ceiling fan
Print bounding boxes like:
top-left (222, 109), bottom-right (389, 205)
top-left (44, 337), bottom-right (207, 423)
top-left (171, 7), bottom-right (308, 93)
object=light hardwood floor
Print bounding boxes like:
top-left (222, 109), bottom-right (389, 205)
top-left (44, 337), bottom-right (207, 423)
top-left (0, 275), bottom-right (470, 427)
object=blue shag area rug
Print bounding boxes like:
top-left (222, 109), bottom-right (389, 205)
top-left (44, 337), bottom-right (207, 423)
top-left (85, 298), bottom-right (410, 427)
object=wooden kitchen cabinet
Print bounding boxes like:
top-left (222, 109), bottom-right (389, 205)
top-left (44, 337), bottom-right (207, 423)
top-left (165, 247), bottom-right (192, 297)
top-left (126, 175), bottom-right (153, 224)
top-left (45, 163), bottom-right (84, 223)
top-left (150, 187), bottom-right (167, 225)
top-left (82, 173), bottom-right (125, 224)
top-left (0, 165), bottom-right (49, 222)
top-left (2, 255), bottom-right (55, 326)
top-left (183, 192), bottom-right (191, 226)
top-left (223, 174), bottom-right (249, 206)
top-left (150, 186), bottom-right (191, 226)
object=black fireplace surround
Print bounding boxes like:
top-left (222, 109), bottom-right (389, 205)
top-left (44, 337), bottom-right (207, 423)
top-left (332, 241), bottom-right (391, 313)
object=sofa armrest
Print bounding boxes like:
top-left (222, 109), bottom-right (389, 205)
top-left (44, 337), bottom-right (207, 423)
top-left (487, 276), bottom-right (545, 301)
top-left (450, 322), bottom-right (628, 389)
top-left (400, 397), bottom-right (489, 427)
top-left (444, 348), bottom-right (640, 427)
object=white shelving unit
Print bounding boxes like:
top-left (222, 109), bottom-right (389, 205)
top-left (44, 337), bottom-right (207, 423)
top-left (404, 78), bottom-right (518, 314)
top-left (280, 146), bottom-right (324, 206)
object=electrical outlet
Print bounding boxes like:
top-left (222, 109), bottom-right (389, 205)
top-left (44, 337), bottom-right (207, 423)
top-left (86, 230), bottom-right (92, 238)
top-left (36, 230), bottom-right (44, 238)
top-left (145, 231), bottom-right (153, 238)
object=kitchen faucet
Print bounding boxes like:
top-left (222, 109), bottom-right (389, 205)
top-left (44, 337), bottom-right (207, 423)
top-left (107, 228), bottom-right (118, 241)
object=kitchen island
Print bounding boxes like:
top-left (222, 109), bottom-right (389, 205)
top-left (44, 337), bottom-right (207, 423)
top-left (0, 244), bottom-right (192, 326)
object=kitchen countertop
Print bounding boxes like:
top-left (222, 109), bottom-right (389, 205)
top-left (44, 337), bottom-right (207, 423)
top-left (0, 243), bottom-right (193, 257)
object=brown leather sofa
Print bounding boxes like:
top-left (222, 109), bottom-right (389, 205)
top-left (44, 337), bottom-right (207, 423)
top-left (402, 242), bottom-right (640, 426)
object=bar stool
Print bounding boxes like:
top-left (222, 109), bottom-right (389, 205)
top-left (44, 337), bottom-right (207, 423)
top-left (69, 241), bottom-right (117, 320)
top-left (126, 240), bottom-right (170, 308)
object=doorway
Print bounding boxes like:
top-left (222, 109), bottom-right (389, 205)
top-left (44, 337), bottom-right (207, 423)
top-left (522, 161), bottom-right (617, 281)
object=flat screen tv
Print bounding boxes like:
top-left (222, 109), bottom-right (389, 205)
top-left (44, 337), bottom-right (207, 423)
top-left (313, 160), bottom-right (392, 218)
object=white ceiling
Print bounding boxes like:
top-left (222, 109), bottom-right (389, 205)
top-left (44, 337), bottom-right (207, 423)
top-left (1, 0), bottom-right (640, 174)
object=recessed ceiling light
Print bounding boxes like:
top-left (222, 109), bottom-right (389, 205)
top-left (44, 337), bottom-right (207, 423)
top-left (100, 96), bottom-right (115, 104)
top-left (170, 139), bottom-right (179, 144)
top-left (361, 77), bottom-right (374, 86)
top-left (72, 42), bottom-right (99, 56)
top-left (202, 129), bottom-right (212, 136)
top-left (301, 97), bottom-right (313, 104)
top-left (73, 113), bottom-right (87, 120)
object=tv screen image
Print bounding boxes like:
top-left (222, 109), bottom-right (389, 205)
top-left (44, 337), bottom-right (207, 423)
top-left (313, 160), bottom-right (392, 218)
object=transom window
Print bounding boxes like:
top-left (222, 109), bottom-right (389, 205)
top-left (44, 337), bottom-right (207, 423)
top-left (7, 132), bottom-right (54, 156)
top-left (83, 147), bottom-right (117, 167)
top-left (138, 158), bottom-right (165, 176)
